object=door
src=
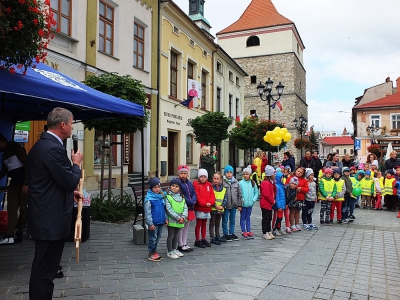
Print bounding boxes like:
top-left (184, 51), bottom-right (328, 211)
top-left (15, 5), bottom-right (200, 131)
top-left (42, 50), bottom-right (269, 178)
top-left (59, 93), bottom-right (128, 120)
top-left (168, 131), bottom-right (179, 176)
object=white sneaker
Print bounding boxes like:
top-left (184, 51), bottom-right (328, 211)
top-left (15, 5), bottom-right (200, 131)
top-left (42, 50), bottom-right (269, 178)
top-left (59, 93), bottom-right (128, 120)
top-left (286, 227), bottom-right (292, 234)
top-left (173, 249), bottom-right (184, 257)
top-left (262, 233), bottom-right (273, 240)
top-left (167, 251), bottom-right (179, 259)
top-left (0, 236), bottom-right (14, 245)
top-left (296, 225), bottom-right (302, 231)
top-left (273, 229), bottom-right (282, 236)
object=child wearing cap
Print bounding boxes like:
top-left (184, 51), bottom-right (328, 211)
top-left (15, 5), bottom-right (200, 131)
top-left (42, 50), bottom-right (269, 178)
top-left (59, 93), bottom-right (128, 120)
top-left (193, 169), bottom-right (216, 248)
top-left (319, 168), bottom-right (336, 225)
top-left (144, 177), bottom-right (165, 262)
top-left (176, 165), bottom-right (197, 253)
top-left (302, 168), bottom-right (318, 230)
top-left (360, 170), bottom-right (375, 209)
top-left (286, 167), bottom-right (309, 231)
top-left (165, 178), bottom-right (188, 259)
top-left (330, 169), bottom-right (346, 224)
top-left (239, 166), bottom-right (259, 239)
top-left (260, 165), bottom-right (276, 240)
top-left (222, 165), bottom-right (243, 242)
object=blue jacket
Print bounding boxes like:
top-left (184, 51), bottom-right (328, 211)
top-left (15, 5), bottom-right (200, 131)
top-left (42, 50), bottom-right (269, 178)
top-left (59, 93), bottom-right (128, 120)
top-left (273, 172), bottom-right (286, 210)
top-left (144, 190), bottom-right (166, 226)
top-left (177, 177), bottom-right (197, 209)
top-left (239, 179), bottom-right (259, 207)
top-left (395, 181), bottom-right (400, 198)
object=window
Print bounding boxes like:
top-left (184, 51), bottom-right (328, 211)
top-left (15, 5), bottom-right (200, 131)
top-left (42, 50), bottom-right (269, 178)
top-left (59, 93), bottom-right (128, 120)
top-left (246, 36), bottom-right (260, 47)
top-left (335, 149), bottom-right (339, 154)
top-left (186, 134), bottom-right (193, 164)
top-left (350, 149), bottom-right (354, 155)
top-left (229, 71), bottom-right (233, 82)
top-left (236, 98), bottom-right (240, 118)
top-left (236, 76), bottom-right (240, 86)
top-left (94, 131), bottom-right (117, 166)
top-left (216, 61), bottom-right (222, 73)
top-left (229, 94), bottom-right (233, 117)
top-left (187, 62), bottom-right (194, 79)
top-left (134, 22), bottom-right (145, 69)
top-left (216, 88), bottom-right (221, 112)
top-left (203, 50), bottom-right (207, 57)
top-left (370, 115), bottom-right (380, 128)
top-left (99, 1), bottom-right (114, 55)
top-left (170, 51), bottom-right (178, 97)
top-left (173, 26), bottom-right (179, 34)
top-left (392, 114), bottom-right (400, 129)
top-left (189, 39), bottom-right (194, 47)
top-left (51, 0), bottom-right (72, 36)
top-left (251, 75), bottom-right (257, 84)
top-left (201, 71), bottom-right (207, 109)
top-left (343, 149), bottom-right (347, 155)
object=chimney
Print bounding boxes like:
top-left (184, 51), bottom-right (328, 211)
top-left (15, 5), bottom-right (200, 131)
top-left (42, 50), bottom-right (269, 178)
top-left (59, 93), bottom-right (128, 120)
top-left (397, 77), bottom-right (400, 94)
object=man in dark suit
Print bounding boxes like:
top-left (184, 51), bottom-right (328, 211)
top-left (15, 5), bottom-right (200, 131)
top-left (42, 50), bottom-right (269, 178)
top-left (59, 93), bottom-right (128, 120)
top-left (28, 107), bottom-right (83, 300)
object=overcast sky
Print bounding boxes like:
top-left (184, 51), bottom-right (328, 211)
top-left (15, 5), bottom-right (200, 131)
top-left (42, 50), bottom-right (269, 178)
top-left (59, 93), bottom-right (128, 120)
top-left (173, 0), bottom-right (400, 135)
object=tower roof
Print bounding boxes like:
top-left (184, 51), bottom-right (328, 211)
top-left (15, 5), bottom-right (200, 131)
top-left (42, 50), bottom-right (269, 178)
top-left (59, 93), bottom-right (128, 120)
top-left (217, 0), bottom-right (293, 35)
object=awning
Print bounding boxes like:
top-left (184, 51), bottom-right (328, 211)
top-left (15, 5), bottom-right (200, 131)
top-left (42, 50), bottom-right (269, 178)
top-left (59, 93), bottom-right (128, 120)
top-left (0, 63), bottom-right (145, 122)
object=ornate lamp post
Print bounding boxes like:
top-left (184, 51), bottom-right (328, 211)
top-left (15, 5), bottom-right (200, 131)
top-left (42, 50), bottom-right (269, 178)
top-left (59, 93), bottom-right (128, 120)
top-left (294, 114), bottom-right (308, 157)
top-left (256, 78), bottom-right (285, 164)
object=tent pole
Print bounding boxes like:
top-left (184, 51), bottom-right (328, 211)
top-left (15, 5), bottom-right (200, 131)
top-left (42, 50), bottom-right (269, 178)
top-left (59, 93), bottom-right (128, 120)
top-left (141, 116), bottom-right (146, 244)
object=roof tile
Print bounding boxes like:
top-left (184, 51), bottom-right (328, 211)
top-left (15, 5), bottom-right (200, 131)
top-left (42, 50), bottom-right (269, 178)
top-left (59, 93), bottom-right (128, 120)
top-left (355, 92), bottom-right (400, 109)
top-left (323, 136), bottom-right (354, 146)
top-left (217, 0), bottom-right (293, 35)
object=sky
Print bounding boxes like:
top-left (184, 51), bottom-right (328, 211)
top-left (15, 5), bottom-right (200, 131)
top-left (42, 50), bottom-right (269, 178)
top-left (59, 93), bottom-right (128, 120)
top-left (173, 0), bottom-right (400, 135)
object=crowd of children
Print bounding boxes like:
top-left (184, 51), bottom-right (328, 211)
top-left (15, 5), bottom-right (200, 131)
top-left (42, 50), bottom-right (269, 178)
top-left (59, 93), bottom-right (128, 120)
top-left (143, 159), bottom-right (400, 261)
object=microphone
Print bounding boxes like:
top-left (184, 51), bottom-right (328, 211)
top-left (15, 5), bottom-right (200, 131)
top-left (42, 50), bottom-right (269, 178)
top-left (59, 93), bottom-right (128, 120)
top-left (72, 134), bottom-right (78, 154)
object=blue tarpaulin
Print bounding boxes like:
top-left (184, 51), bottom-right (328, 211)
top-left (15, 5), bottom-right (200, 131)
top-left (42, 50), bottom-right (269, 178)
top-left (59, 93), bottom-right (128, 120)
top-left (0, 63), bottom-right (145, 122)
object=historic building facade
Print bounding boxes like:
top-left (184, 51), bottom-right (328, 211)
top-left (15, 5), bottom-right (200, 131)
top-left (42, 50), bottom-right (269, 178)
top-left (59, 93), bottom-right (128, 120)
top-left (216, 0), bottom-right (307, 163)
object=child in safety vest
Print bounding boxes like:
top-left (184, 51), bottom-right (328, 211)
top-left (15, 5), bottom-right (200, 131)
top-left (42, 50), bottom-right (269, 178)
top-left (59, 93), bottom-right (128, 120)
top-left (250, 164), bottom-right (260, 189)
top-left (383, 170), bottom-right (397, 212)
top-left (144, 177), bottom-right (166, 262)
top-left (239, 166), bottom-right (259, 239)
top-left (330, 169), bottom-right (346, 224)
top-left (319, 168), bottom-right (336, 225)
top-left (360, 170), bottom-right (375, 209)
top-left (349, 170), bottom-right (365, 219)
top-left (165, 178), bottom-right (188, 259)
top-left (210, 172), bottom-right (227, 245)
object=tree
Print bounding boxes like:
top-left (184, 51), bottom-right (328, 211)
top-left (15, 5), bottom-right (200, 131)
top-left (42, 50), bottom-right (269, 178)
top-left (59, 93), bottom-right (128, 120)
top-left (190, 112), bottom-right (232, 145)
top-left (82, 73), bottom-right (149, 201)
top-left (309, 130), bottom-right (318, 151)
top-left (230, 117), bottom-right (287, 152)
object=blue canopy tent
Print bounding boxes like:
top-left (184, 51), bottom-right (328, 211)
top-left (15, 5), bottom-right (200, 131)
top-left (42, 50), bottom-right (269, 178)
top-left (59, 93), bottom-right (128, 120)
top-left (0, 64), bottom-right (146, 228)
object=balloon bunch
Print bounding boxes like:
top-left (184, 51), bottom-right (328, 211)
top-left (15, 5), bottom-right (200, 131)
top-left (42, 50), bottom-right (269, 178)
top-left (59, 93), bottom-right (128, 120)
top-left (263, 127), bottom-right (292, 147)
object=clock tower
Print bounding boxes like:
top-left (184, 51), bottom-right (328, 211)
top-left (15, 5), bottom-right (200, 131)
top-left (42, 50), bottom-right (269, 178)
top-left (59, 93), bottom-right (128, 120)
top-left (188, 0), bottom-right (213, 39)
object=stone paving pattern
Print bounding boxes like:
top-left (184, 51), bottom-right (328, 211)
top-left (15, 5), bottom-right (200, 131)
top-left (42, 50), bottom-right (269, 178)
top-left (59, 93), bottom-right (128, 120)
top-left (1, 203), bottom-right (400, 300)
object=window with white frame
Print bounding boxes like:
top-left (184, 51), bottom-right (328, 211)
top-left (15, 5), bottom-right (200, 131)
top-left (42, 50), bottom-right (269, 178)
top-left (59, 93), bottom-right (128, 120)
top-left (170, 51), bottom-right (178, 98)
top-left (201, 71), bottom-right (207, 109)
top-left (370, 114), bottom-right (380, 128)
top-left (391, 114), bottom-right (400, 129)
top-left (236, 98), bottom-right (239, 118)
top-left (134, 22), bottom-right (145, 69)
top-left (229, 71), bottom-right (233, 82)
top-left (216, 88), bottom-right (221, 112)
top-left (229, 94), bottom-right (232, 117)
top-left (216, 61), bottom-right (222, 73)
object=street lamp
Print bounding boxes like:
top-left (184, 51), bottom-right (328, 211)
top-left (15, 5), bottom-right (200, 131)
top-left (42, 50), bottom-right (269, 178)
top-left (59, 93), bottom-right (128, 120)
top-left (256, 78), bottom-right (285, 164)
top-left (293, 114), bottom-right (308, 157)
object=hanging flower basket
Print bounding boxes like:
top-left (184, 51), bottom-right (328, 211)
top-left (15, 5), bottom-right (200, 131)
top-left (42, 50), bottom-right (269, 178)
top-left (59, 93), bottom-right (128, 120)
top-left (294, 138), bottom-right (311, 150)
top-left (0, 0), bottom-right (56, 74)
top-left (367, 144), bottom-right (380, 156)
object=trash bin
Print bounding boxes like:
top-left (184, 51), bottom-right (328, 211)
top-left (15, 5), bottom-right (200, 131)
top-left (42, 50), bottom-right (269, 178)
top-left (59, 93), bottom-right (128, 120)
top-left (66, 206), bottom-right (90, 242)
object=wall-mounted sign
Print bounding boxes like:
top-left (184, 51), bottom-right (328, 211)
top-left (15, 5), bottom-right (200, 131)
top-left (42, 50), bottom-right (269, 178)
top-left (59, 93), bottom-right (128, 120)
top-left (77, 130), bottom-right (84, 140)
top-left (14, 130), bottom-right (28, 143)
top-left (354, 139), bottom-right (361, 151)
top-left (161, 136), bottom-right (167, 147)
top-left (15, 121), bottom-right (31, 131)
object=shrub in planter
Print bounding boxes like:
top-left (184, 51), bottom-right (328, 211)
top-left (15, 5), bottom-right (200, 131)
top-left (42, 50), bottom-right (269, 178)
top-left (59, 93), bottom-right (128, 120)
top-left (294, 138), bottom-right (311, 150)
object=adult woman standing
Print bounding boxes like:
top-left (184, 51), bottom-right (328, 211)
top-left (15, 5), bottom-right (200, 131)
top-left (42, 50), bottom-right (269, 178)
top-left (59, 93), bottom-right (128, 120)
top-left (365, 153), bottom-right (377, 168)
top-left (253, 150), bottom-right (264, 179)
top-left (282, 151), bottom-right (295, 173)
top-left (385, 151), bottom-right (399, 171)
top-left (261, 152), bottom-right (268, 174)
top-left (200, 146), bottom-right (217, 182)
top-left (341, 153), bottom-right (354, 168)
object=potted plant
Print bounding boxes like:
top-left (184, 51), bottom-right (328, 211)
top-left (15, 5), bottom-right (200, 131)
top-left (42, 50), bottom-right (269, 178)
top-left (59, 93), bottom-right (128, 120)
top-left (0, 0), bottom-right (56, 74)
top-left (367, 144), bottom-right (380, 156)
top-left (294, 138), bottom-right (311, 150)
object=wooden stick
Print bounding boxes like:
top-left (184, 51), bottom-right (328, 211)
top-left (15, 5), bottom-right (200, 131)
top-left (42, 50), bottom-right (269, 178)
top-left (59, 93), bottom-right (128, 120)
top-left (74, 168), bottom-right (84, 263)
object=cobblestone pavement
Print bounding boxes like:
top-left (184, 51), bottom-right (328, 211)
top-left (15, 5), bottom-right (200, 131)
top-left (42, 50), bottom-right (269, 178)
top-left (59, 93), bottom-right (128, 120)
top-left (1, 203), bottom-right (400, 300)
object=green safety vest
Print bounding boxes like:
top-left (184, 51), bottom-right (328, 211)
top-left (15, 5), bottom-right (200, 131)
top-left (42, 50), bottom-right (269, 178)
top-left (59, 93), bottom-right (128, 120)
top-left (166, 194), bottom-right (185, 228)
top-left (383, 178), bottom-right (395, 195)
top-left (212, 187), bottom-right (226, 213)
top-left (320, 178), bottom-right (335, 201)
top-left (334, 179), bottom-right (345, 201)
top-left (360, 179), bottom-right (374, 196)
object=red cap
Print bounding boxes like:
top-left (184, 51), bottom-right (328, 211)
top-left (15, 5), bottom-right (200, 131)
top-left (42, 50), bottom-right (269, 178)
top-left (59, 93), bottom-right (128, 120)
top-left (251, 164), bottom-right (257, 171)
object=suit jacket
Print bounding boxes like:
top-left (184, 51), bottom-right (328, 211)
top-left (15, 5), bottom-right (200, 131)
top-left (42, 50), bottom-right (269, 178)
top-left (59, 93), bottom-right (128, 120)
top-left (27, 132), bottom-right (81, 241)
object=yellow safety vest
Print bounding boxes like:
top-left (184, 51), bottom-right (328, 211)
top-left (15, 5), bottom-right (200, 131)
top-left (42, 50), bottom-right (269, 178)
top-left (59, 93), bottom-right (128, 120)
top-left (383, 178), bottom-right (395, 196)
top-left (212, 187), bottom-right (226, 213)
top-left (320, 178), bottom-right (335, 201)
top-left (251, 171), bottom-right (260, 185)
top-left (334, 179), bottom-right (345, 201)
top-left (360, 178), bottom-right (374, 196)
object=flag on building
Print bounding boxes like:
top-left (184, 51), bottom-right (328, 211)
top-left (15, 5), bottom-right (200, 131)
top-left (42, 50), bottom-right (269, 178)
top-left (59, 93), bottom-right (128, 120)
top-left (271, 100), bottom-right (283, 111)
top-left (178, 96), bottom-right (194, 108)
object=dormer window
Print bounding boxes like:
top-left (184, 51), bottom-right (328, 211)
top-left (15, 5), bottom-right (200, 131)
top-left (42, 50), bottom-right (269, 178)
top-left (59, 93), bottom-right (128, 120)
top-left (247, 36), bottom-right (260, 47)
